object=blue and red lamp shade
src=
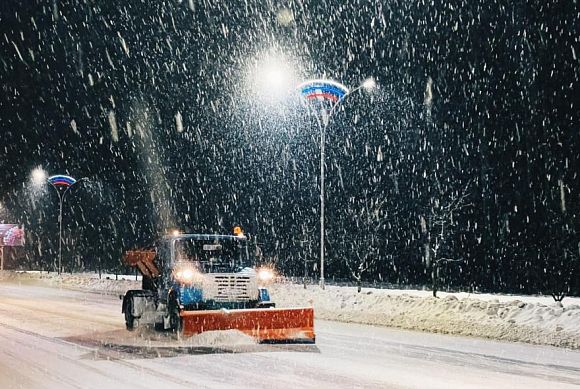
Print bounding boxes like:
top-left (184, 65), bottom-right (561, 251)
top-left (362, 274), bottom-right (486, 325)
top-left (297, 79), bottom-right (349, 103)
top-left (47, 175), bottom-right (77, 188)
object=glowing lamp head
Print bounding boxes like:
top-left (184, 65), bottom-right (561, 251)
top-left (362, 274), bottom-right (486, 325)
top-left (30, 167), bottom-right (48, 187)
top-left (233, 226), bottom-right (244, 237)
top-left (246, 50), bottom-right (300, 105)
top-left (265, 67), bottom-right (288, 90)
top-left (362, 77), bottom-right (376, 90)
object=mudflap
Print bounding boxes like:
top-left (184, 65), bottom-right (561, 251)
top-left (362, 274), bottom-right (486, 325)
top-left (180, 307), bottom-right (315, 343)
top-left (122, 290), bottom-right (157, 322)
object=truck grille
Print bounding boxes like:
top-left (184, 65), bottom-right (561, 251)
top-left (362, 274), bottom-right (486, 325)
top-left (212, 275), bottom-right (253, 302)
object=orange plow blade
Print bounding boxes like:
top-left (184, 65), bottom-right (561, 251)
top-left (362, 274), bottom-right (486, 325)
top-left (181, 307), bottom-right (315, 343)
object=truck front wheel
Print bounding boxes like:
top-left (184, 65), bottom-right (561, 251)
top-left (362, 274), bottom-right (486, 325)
top-left (168, 294), bottom-right (182, 337)
top-left (125, 298), bottom-right (136, 331)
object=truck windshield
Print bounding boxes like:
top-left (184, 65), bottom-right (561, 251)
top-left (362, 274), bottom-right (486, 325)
top-left (173, 238), bottom-right (249, 273)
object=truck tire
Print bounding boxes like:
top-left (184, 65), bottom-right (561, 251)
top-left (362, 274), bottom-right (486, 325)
top-left (125, 298), bottom-right (136, 331)
top-left (170, 308), bottom-right (182, 336)
top-left (168, 294), bottom-right (182, 338)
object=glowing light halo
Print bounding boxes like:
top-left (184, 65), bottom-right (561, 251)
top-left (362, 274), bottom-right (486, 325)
top-left (245, 49), bottom-right (302, 105)
top-left (48, 175), bottom-right (77, 188)
top-left (31, 167), bottom-right (47, 183)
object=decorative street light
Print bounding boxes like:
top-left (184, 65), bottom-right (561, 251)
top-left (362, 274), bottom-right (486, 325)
top-left (47, 175), bottom-right (88, 274)
top-left (297, 78), bottom-right (376, 289)
top-left (0, 202), bottom-right (4, 271)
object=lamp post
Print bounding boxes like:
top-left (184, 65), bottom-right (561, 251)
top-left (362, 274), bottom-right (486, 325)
top-left (297, 78), bottom-right (376, 289)
top-left (0, 202), bottom-right (3, 271)
top-left (47, 175), bottom-right (88, 274)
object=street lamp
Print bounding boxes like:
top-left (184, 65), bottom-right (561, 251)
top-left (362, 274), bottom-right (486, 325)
top-left (47, 175), bottom-right (88, 274)
top-left (0, 202), bottom-right (3, 271)
top-left (297, 78), bottom-right (376, 289)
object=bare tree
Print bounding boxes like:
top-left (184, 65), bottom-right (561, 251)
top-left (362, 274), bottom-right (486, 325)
top-left (420, 181), bottom-right (471, 297)
top-left (549, 245), bottom-right (579, 303)
top-left (537, 182), bottom-right (579, 303)
top-left (296, 224), bottom-right (315, 289)
top-left (342, 194), bottom-right (390, 292)
top-left (531, 236), bottom-right (579, 303)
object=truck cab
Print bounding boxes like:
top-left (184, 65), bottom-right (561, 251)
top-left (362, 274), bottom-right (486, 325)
top-left (161, 233), bottom-right (271, 310)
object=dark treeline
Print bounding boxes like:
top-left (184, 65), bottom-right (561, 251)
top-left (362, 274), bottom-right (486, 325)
top-left (0, 0), bottom-right (578, 296)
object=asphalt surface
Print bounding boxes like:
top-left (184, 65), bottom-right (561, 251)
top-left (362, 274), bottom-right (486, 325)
top-left (0, 282), bottom-right (579, 389)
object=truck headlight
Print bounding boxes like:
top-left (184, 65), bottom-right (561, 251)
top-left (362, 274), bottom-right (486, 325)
top-left (174, 264), bottom-right (203, 284)
top-left (257, 267), bottom-right (275, 283)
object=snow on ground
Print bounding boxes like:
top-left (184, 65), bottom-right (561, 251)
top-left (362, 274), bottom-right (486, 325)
top-left (0, 270), bottom-right (141, 295)
top-left (270, 281), bottom-right (580, 349)
top-left (2, 270), bottom-right (579, 349)
top-left (85, 327), bottom-right (257, 349)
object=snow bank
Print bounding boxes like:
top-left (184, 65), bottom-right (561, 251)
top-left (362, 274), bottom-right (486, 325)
top-left (3, 271), bottom-right (579, 349)
top-left (269, 282), bottom-right (580, 349)
top-left (0, 270), bottom-right (140, 295)
top-left (179, 330), bottom-right (256, 346)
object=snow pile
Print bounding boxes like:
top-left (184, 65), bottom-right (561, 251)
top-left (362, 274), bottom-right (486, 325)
top-left (90, 327), bottom-right (256, 348)
top-left (179, 330), bottom-right (257, 346)
top-left (0, 271), bottom-right (140, 295)
top-left (269, 282), bottom-right (580, 349)
top-left (3, 271), bottom-right (579, 349)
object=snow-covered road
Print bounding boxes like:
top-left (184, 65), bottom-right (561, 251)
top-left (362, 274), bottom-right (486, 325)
top-left (0, 283), bottom-right (579, 389)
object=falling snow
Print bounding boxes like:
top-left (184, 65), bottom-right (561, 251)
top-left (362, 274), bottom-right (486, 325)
top-left (0, 3), bottom-right (579, 388)
top-left (0, 0), bottom-right (579, 302)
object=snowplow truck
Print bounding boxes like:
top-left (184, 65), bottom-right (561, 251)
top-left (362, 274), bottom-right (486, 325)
top-left (121, 233), bottom-right (315, 343)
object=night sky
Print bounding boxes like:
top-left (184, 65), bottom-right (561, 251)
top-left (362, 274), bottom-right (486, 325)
top-left (1, 1), bottom-right (579, 295)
